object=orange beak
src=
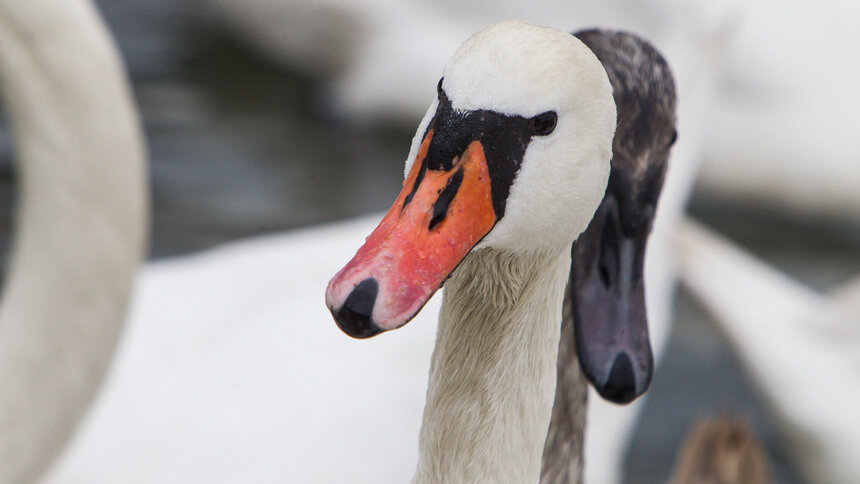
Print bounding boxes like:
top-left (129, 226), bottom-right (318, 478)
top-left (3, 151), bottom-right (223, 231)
top-left (325, 130), bottom-right (497, 338)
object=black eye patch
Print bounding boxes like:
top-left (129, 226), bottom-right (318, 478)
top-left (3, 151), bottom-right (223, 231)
top-left (415, 86), bottom-right (560, 219)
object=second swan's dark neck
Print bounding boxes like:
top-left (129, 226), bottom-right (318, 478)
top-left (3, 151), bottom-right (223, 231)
top-left (541, 285), bottom-right (588, 484)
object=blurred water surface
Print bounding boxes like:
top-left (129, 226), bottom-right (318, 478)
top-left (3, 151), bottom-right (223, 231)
top-left (94, 0), bottom-right (411, 256)
top-left (1, 1), bottom-right (858, 483)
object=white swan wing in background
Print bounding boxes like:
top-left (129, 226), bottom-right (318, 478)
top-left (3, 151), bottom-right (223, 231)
top-left (677, 219), bottom-right (860, 484)
top-left (45, 216), bottom-right (439, 483)
top-left (830, 276), bottom-right (860, 321)
top-left (699, 0), bottom-right (860, 222)
top-left (0, 1), bottom-right (146, 483)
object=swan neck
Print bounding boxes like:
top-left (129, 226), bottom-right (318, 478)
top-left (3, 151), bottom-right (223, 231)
top-left (541, 286), bottom-right (588, 483)
top-left (415, 248), bottom-right (571, 483)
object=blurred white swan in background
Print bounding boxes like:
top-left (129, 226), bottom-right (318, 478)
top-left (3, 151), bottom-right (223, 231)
top-left (0, 0), bottom-right (147, 483)
top-left (196, 0), bottom-right (860, 225)
top-left (194, 0), bottom-right (733, 124)
top-left (677, 219), bottom-right (860, 484)
top-left (698, 0), bottom-right (860, 223)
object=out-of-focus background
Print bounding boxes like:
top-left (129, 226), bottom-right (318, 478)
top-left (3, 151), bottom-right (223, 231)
top-left (1, 0), bottom-right (858, 483)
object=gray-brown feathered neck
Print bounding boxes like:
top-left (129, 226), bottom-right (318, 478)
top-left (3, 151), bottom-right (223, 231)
top-left (541, 287), bottom-right (588, 484)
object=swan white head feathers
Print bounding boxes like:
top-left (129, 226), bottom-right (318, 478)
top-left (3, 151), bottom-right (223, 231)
top-left (326, 21), bottom-right (616, 336)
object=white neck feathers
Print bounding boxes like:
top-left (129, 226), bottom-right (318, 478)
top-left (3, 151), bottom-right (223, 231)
top-left (415, 247), bottom-right (571, 483)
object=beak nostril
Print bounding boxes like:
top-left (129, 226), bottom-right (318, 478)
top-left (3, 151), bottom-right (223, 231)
top-left (428, 167), bottom-right (465, 231)
top-left (333, 278), bottom-right (382, 339)
top-left (599, 352), bottom-right (637, 404)
top-left (598, 258), bottom-right (612, 287)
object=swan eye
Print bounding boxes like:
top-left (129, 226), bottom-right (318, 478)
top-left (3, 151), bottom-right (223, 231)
top-left (530, 111), bottom-right (557, 136)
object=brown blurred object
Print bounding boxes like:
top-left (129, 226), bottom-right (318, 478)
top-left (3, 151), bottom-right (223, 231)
top-left (669, 416), bottom-right (772, 484)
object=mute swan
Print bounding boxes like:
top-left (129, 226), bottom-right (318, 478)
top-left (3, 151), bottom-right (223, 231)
top-left (0, 0), bottom-right (147, 483)
top-left (325, 21), bottom-right (671, 482)
top-left (542, 28), bottom-right (678, 483)
top-left (677, 219), bottom-right (860, 484)
top-left (573, 15), bottom-right (730, 484)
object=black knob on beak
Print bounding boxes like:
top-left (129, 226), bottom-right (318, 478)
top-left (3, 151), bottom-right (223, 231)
top-left (596, 352), bottom-right (637, 404)
top-left (332, 278), bottom-right (382, 339)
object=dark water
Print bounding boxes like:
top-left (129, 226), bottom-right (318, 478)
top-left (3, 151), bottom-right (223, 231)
top-left (89, 0), bottom-right (412, 257)
top-left (0, 1), bottom-right (857, 482)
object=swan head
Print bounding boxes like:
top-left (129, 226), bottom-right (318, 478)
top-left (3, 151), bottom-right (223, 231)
top-left (326, 21), bottom-right (615, 338)
top-left (569, 30), bottom-right (678, 404)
